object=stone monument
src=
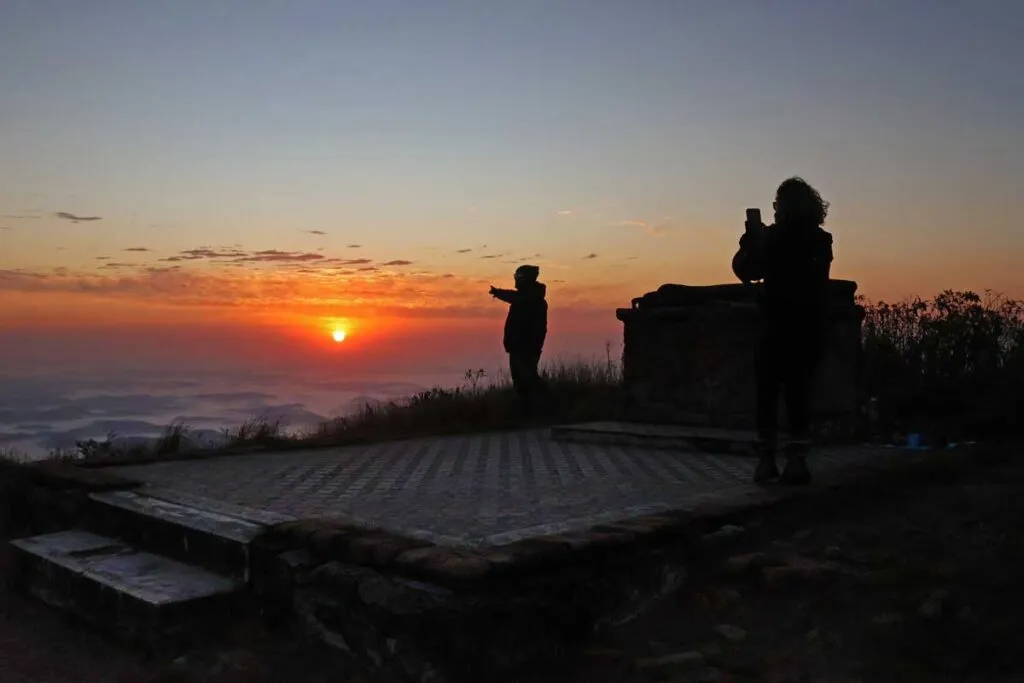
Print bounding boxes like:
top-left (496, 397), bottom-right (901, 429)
top-left (616, 280), bottom-right (864, 432)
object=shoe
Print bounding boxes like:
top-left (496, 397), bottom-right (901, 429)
top-left (754, 456), bottom-right (779, 483)
top-left (753, 452), bottom-right (779, 484)
top-left (781, 443), bottom-right (812, 485)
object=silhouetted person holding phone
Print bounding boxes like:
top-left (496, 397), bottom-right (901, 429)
top-left (490, 265), bottom-right (548, 415)
top-left (732, 177), bottom-right (834, 485)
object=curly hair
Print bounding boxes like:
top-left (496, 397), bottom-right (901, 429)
top-left (775, 176), bottom-right (829, 226)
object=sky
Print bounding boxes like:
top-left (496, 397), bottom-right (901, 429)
top-left (2, 0), bottom-right (1023, 382)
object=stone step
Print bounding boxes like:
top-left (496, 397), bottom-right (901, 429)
top-left (8, 530), bottom-right (242, 651)
top-left (550, 421), bottom-right (758, 456)
top-left (86, 490), bottom-right (267, 582)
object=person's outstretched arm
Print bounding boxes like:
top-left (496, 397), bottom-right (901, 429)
top-left (732, 232), bottom-right (767, 283)
top-left (490, 286), bottom-right (518, 304)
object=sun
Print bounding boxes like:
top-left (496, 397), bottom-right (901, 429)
top-left (331, 328), bottom-right (346, 343)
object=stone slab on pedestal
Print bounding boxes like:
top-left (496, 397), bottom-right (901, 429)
top-left (617, 280), bottom-right (864, 431)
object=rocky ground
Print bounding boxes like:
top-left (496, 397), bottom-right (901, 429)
top-left (552, 450), bottom-right (1024, 683)
top-left (2, 447), bottom-right (1023, 683)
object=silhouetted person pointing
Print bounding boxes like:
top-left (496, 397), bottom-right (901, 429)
top-left (490, 265), bottom-right (548, 415)
top-left (732, 177), bottom-right (834, 485)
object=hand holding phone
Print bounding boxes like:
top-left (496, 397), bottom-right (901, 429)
top-left (745, 208), bottom-right (762, 234)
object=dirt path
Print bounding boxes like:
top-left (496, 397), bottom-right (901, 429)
top-left (3, 450), bottom-right (1023, 682)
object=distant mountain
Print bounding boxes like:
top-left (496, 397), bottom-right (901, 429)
top-left (108, 428), bottom-right (230, 453)
top-left (344, 395), bottom-right (390, 415)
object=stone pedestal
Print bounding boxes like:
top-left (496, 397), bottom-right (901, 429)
top-left (616, 281), bottom-right (864, 431)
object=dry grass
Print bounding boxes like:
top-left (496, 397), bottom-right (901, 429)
top-left (0, 346), bottom-right (623, 463)
top-left (241, 346), bottom-right (623, 450)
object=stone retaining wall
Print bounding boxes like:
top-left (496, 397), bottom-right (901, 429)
top-left (255, 529), bottom-right (693, 683)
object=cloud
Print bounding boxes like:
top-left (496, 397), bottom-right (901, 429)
top-left (99, 262), bottom-right (138, 269)
top-left (0, 245), bottom-right (626, 325)
top-left (321, 257), bottom-right (373, 266)
top-left (480, 254), bottom-right (503, 260)
top-left (124, 247), bottom-right (150, 252)
top-left (0, 390), bottom-right (186, 425)
top-left (160, 247), bottom-right (247, 262)
top-left (157, 247), bottom-right (324, 265)
top-left (456, 248), bottom-right (473, 254)
top-left (557, 210), bottom-right (573, 216)
top-left (236, 250), bottom-right (324, 263)
top-left (95, 256), bottom-right (111, 260)
top-left (583, 253), bottom-right (599, 259)
top-left (55, 212), bottom-right (102, 223)
top-left (347, 244), bottom-right (362, 248)
top-left (305, 230), bottom-right (327, 235)
top-left (1, 374), bottom-right (495, 456)
top-left (2, 214), bottom-right (39, 220)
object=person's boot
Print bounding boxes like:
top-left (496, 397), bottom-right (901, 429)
top-left (781, 440), bottom-right (812, 485)
top-left (753, 441), bottom-right (779, 484)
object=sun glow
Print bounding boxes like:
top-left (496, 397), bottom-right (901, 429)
top-left (331, 328), bottom-right (346, 343)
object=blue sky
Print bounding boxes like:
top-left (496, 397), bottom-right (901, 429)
top-left (2, 0), bottom-right (1022, 302)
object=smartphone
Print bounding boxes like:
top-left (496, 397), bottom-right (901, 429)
top-left (745, 208), bottom-right (761, 227)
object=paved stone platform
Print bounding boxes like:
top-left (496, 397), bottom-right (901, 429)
top-left (108, 429), bottom-right (897, 549)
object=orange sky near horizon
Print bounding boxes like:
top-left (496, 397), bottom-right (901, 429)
top-left (3, 232), bottom-right (1020, 353)
top-left (2, 213), bottom-right (1022, 385)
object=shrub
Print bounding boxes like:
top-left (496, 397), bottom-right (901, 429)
top-left (862, 290), bottom-right (1024, 441)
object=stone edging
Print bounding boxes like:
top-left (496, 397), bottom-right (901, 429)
top-left (25, 462), bottom-right (143, 491)
top-left (64, 427), bottom-right (553, 470)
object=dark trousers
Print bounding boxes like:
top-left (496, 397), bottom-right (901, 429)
top-left (755, 320), bottom-right (825, 446)
top-left (508, 351), bottom-right (545, 413)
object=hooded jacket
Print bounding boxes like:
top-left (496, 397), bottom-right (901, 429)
top-left (492, 281), bottom-right (548, 354)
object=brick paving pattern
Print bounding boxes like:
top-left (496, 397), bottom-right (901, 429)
top-left (110, 430), bottom-right (894, 548)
